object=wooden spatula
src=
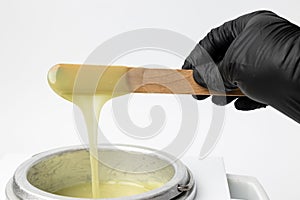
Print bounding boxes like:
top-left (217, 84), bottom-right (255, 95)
top-left (48, 64), bottom-right (244, 96)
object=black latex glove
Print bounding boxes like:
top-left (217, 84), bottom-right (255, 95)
top-left (182, 10), bottom-right (300, 123)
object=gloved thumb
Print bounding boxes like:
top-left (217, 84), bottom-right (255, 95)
top-left (234, 97), bottom-right (267, 110)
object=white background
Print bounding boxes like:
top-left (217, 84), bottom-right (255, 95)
top-left (1, 0), bottom-right (300, 199)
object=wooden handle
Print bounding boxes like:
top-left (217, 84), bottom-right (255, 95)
top-left (127, 67), bottom-right (244, 96)
top-left (48, 64), bottom-right (244, 96)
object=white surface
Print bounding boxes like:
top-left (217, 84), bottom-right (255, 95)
top-left (227, 174), bottom-right (269, 200)
top-left (1, 154), bottom-right (230, 200)
top-left (1, 1), bottom-right (300, 199)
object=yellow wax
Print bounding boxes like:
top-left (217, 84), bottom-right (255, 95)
top-left (54, 181), bottom-right (163, 198)
top-left (48, 64), bottom-right (131, 198)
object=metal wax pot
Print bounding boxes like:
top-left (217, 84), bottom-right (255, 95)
top-left (6, 145), bottom-right (196, 200)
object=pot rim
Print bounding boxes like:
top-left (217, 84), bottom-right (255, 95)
top-left (12, 144), bottom-right (192, 200)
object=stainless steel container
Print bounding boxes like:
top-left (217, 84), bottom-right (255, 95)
top-left (6, 145), bottom-right (196, 200)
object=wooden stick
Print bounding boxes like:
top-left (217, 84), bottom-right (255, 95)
top-left (127, 67), bottom-right (243, 96)
top-left (48, 64), bottom-right (244, 96)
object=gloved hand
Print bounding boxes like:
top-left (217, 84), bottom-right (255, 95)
top-left (183, 10), bottom-right (300, 123)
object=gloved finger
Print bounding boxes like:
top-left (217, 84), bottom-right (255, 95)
top-left (211, 96), bottom-right (238, 106)
top-left (234, 96), bottom-right (267, 111)
top-left (192, 95), bottom-right (210, 101)
top-left (199, 11), bottom-right (267, 63)
top-left (182, 59), bottom-right (193, 70)
top-left (187, 47), bottom-right (237, 92)
top-left (182, 58), bottom-right (211, 92)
